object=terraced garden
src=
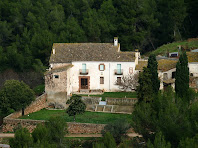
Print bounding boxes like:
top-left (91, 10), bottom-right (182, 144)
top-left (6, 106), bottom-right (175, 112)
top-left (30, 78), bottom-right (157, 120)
top-left (20, 109), bottom-right (132, 124)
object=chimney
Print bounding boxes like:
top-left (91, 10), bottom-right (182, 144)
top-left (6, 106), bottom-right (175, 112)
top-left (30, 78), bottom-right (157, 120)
top-left (52, 48), bottom-right (55, 54)
top-left (135, 49), bottom-right (139, 65)
top-left (114, 37), bottom-right (118, 46)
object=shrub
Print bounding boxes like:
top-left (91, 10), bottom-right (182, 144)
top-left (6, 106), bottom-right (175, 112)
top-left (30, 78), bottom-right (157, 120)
top-left (9, 128), bottom-right (33, 148)
top-left (102, 119), bottom-right (131, 143)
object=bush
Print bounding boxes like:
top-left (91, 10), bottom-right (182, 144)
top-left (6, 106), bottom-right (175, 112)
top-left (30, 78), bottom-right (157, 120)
top-left (102, 119), bottom-right (131, 144)
top-left (45, 116), bottom-right (67, 145)
top-left (9, 128), bottom-right (33, 148)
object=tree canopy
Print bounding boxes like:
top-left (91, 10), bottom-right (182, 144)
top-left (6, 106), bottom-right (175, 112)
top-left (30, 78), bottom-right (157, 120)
top-left (66, 95), bottom-right (86, 121)
top-left (0, 0), bottom-right (196, 72)
top-left (175, 51), bottom-right (189, 101)
top-left (0, 80), bottom-right (35, 117)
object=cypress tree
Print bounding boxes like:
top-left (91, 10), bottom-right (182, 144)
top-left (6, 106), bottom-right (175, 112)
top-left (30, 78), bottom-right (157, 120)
top-left (175, 52), bottom-right (189, 100)
top-left (147, 54), bottom-right (160, 94)
top-left (137, 67), bottom-right (153, 102)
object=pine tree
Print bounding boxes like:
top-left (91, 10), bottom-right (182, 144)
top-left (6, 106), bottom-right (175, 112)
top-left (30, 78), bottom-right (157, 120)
top-left (147, 54), bottom-right (160, 94)
top-left (175, 52), bottom-right (189, 100)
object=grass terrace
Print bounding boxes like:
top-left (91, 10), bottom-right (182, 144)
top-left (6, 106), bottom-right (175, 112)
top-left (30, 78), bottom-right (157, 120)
top-left (20, 109), bottom-right (132, 124)
top-left (147, 38), bottom-right (198, 56)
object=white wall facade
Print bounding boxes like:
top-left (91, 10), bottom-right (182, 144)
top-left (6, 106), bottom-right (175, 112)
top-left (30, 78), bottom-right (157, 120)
top-left (158, 68), bottom-right (176, 90)
top-left (189, 63), bottom-right (198, 77)
top-left (67, 61), bottom-right (136, 94)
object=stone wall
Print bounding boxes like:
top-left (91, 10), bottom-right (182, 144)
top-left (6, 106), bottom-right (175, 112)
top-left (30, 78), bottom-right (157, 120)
top-left (106, 98), bottom-right (138, 106)
top-left (67, 122), bottom-right (105, 134)
top-left (3, 118), bottom-right (105, 134)
top-left (3, 118), bottom-right (134, 134)
top-left (3, 118), bottom-right (45, 133)
top-left (4, 93), bottom-right (47, 119)
top-left (81, 96), bottom-right (101, 105)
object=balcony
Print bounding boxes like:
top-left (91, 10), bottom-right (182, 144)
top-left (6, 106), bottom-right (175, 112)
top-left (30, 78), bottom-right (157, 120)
top-left (79, 69), bottom-right (89, 75)
top-left (114, 69), bottom-right (123, 75)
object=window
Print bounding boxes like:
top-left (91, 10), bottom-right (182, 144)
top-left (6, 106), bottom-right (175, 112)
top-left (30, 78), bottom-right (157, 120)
top-left (117, 64), bottom-right (121, 74)
top-left (100, 77), bottom-right (104, 84)
top-left (82, 63), bottom-right (86, 73)
top-left (163, 73), bottom-right (168, 80)
top-left (99, 64), bottom-right (105, 71)
top-left (54, 75), bottom-right (59, 78)
top-left (172, 71), bottom-right (176, 78)
top-left (117, 77), bottom-right (121, 84)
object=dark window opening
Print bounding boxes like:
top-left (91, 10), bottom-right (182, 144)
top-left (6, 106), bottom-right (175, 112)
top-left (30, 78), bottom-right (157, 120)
top-left (172, 72), bottom-right (176, 78)
top-left (117, 77), bottom-right (121, 84)
top-left (54, 75), bottom-right (59, 78)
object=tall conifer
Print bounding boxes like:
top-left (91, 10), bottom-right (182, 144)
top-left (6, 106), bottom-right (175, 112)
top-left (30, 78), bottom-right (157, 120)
top-left (137, 67), bottom-right (153, 102)
top-left (175, 52), bottom-right (189, 100)
top-left (147, 54), bottom-right (160, 94)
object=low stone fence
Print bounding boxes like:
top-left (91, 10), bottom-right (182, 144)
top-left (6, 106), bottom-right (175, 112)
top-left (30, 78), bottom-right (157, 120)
top-left (3, 118), bottom-right (134, 134)
top-left (106, 98), bottom-right (138, 106)
top-left (4, 93), bottom-right (47, 119)
top-left (2, 118), bottom-right (105, 134)
top-left (81, 96), bottom-right (101, 105)
top-left (67, 122), bottom-right (105, 134)
top-left (3, 118), bottom-right (45, 133)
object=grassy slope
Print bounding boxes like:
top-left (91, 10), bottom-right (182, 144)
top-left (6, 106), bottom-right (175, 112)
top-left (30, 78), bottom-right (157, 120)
top-left (148, 39), bottom-right (198, 56)
top-left (20, 109), bottom-right (132, 124)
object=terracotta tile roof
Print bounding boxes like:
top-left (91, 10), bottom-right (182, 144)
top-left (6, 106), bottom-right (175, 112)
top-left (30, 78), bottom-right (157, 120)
top-left (135, 59), bottom-right (177, 72)
top-left (49, 43), bottom-right (135, 63)
top-left (45, 64), bottom-right (73, 75)
top-left (187, 52), bottom-right (198, 62)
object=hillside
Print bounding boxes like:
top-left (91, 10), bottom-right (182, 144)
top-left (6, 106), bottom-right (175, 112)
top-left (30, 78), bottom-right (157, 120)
top-left (148, 38), bottom-right (198, 56)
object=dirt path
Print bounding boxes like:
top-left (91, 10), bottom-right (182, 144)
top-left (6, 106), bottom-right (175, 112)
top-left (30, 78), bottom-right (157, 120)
top-left (0, 133), bottom-right (141, 138)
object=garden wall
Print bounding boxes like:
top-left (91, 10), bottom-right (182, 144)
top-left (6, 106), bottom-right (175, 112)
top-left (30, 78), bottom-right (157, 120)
top-left (4, 93), bottom-right (47, 119)
top-left (3, 118), bottom-right (134, 134)
top-left (3, 117), bottom-right (105, 133)
top-left (106, 98), bottom-right (138, 106)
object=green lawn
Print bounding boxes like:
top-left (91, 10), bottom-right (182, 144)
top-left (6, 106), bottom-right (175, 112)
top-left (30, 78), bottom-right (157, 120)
top-left (20, 109), bottom-right (132, 124)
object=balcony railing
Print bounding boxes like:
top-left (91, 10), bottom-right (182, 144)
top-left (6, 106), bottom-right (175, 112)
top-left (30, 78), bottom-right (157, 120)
top-left (79, 69), bottom-right (89, 75)
top-left (114, 69), bottom-right (123, 75)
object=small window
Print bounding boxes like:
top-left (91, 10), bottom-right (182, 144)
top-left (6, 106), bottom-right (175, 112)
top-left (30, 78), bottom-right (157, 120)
top-left (54, 75), bottom-right (59, 78)
top-left (100, 77), bottom-right (104, 84)
top-left (117, 77), bottom-right (121, 84)
top-left (163, 73), bottom-right (168, 80)
top-left (99, 64), bottom-right (105, 71)
top-left (172, 72), bottom-right (176, 78)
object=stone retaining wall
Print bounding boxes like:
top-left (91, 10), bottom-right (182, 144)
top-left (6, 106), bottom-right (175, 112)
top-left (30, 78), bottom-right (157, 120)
top-left (3, 118), bottom-right (105, 134)
top-left (106, 98), bottom-right (138, 106)
top-left (4, 93), bottom-right (47, 119)
top-left (81, 96), bottom-right (101, 105)
top-left (3, 118), bottom-right (133, 134)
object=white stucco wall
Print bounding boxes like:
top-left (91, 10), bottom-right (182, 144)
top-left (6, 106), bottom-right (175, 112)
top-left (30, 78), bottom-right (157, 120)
top-left (189, 63), bottom-right (198, 77)
top-left (159, 68), bottom-right (176, 90)
top-left (67, 61), bottom-right (136, 94)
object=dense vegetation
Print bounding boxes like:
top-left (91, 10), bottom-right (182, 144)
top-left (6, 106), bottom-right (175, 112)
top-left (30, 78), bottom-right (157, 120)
top-left (133, 52), bottom-right (198, 147)
top-left (0, 0), bottom-right (197, 72)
